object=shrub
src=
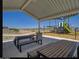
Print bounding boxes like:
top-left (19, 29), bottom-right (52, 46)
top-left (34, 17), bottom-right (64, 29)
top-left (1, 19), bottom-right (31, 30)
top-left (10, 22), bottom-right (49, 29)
top-left (10, 28), bottom-right (19, 32)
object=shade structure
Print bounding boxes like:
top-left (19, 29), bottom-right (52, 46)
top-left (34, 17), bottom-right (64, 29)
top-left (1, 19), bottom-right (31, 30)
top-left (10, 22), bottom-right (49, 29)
top-left (3, 0), bottom-right (79, 20)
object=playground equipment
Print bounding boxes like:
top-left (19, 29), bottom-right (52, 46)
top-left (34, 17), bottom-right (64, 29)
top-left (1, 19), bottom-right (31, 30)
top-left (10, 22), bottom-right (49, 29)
top-left (43, 16), bottom-right (72, 33)
top-left (57, 20), bottom-right (71, 33)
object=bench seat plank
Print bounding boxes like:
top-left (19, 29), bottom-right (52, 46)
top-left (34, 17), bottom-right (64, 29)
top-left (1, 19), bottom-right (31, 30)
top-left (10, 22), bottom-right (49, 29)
top-left (39, 42), bottom-right (69, 57)
top-left (62, 43), bottom-right (76, 57)
top-left (40, 42), bottom-right (76, 58)
top-left (49, 42), bottom-right (73, 57)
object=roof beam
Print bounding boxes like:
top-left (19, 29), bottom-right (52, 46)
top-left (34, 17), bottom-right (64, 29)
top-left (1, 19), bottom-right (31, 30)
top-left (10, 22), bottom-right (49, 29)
top-left (21, 0), bottom-right (32, 10)
top-left (20, 0), bottom-right (40, 20)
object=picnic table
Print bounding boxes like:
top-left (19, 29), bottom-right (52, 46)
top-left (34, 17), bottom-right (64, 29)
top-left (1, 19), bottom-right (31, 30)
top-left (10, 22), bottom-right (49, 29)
top-left (27, 40), bottom-right (76, 58)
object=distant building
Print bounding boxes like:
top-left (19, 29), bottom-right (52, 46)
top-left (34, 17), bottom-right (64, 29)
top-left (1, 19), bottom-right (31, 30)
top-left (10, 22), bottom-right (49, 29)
top-left (3, 26), bottom-right (8, 29)
top-left (3, 26), bottom-right (9, 33)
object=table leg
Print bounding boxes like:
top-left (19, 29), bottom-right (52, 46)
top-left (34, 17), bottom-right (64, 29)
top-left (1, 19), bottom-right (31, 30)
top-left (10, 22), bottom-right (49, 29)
top-left (27, 52), bottom-right (30, 58)
top-left (19, 45), bottom-right (22, 52)
top-left (37, 51), bottom-right (41, 58)
top-left (77, 46), bottom-right (79, 57)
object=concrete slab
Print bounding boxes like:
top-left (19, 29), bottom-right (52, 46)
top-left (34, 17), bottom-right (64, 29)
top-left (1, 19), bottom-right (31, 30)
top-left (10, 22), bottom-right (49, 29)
top-left (3, 35), bottom-right (79, 57)
top-left (3, 37), bottom-right (58, 57)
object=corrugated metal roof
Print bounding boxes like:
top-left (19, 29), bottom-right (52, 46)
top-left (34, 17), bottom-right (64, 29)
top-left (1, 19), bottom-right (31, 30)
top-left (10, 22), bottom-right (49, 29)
top-left (3, 0), bottom-right (28, 10)
top-left (3, 0), bottom-right (79, 20)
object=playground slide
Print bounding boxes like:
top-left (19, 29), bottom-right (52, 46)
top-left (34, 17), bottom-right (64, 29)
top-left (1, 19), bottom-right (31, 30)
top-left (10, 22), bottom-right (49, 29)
top-left (63, 23), bottom-right (71, 33)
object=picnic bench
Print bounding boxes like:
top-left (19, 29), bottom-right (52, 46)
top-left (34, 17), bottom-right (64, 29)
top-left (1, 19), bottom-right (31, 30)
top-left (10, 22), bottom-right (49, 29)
top-left (14, 33), bottom-right (42, 52)
top-left (27, 40), bottom-right (76, 58)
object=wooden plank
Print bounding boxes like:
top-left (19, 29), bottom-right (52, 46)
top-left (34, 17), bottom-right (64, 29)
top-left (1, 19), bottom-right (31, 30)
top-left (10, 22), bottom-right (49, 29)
top-left (62, 43), bottom-right (76, 57)
top-left (38, 44), bottom-right (58, 53)
top-left (40, 42), bottom-right (64, 56)
top-left (53, 42), bottom-right (73, 57)
top-left (38, 41), bottom-right (74, 58)
top-left (45, 46), bottom-right (63, 57)
top-left (48, 42), bottom-right (71, 57)
top-left (39, 40), bottom-right (70, 56)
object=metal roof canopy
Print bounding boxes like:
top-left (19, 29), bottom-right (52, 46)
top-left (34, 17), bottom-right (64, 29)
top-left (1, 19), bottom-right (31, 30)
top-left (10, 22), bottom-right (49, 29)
top-left (3, 0), bottom-right (79, 20)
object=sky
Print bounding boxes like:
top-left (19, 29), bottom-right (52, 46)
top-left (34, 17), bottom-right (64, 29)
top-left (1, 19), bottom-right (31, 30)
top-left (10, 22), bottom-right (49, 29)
top-left (3, 10), bottom-right (79, 29)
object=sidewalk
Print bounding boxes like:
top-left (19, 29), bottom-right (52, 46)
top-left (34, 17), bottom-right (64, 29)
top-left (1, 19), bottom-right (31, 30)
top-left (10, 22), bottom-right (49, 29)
top-left (43, 35), bottom-right (79, 42)
top-left (3, 34), bottom-right (79, 43)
